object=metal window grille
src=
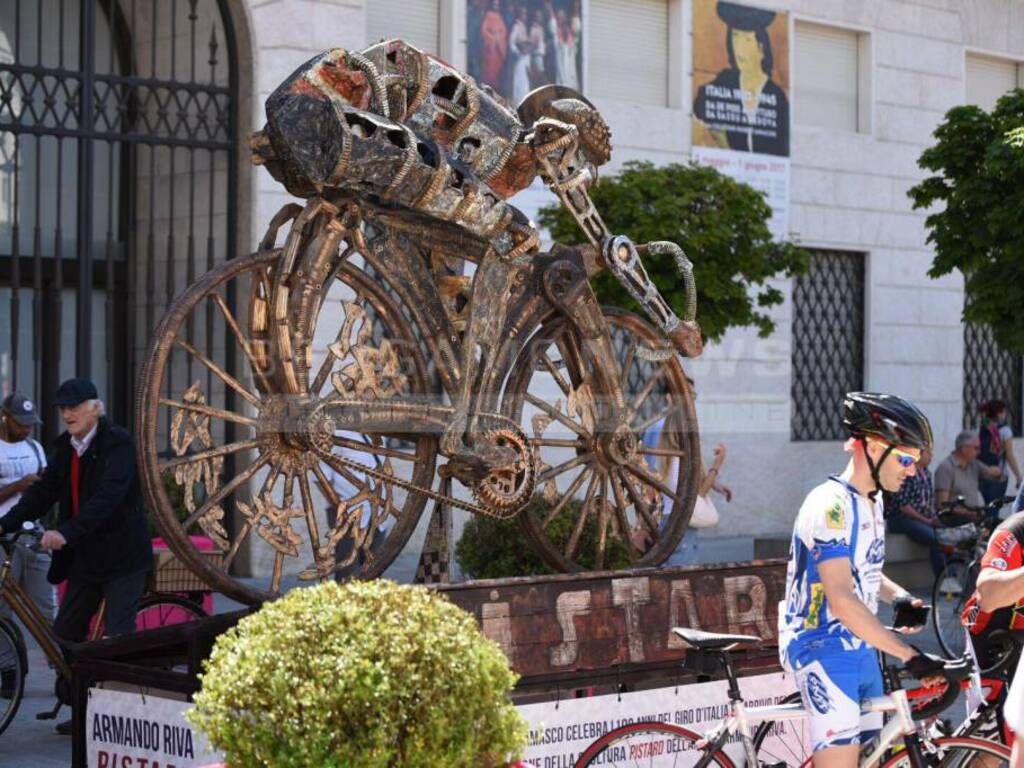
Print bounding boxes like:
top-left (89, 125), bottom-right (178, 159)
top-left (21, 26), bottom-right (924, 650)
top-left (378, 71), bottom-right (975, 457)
top-left (0, 0), bottom-right (239, 443)
top-left (963, 322), bottom-right (1023, 433)
top-left (791, 250), bottom-right (865, 441)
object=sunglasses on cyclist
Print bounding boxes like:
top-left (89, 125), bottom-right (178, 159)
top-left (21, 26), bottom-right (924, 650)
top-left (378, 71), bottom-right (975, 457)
top-left (866, 438), bottom-right (920, 468)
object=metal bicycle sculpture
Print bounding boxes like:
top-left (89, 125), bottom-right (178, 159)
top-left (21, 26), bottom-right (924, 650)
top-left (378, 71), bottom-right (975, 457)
top-left (138, 40), bottom-right (704, 605)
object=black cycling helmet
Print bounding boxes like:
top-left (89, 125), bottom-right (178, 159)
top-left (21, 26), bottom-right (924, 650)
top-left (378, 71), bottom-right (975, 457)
top-left (843, 392), bottom-right (933, 500)
top-left (843, 392), bottom-right (933, 451)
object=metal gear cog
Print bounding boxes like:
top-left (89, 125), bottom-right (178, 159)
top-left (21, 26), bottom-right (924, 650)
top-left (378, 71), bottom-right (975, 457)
top-left (472, 426), bottom-right (536, 517)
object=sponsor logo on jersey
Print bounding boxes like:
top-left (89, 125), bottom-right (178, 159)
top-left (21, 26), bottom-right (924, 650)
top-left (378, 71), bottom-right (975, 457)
top-left (997, 533), bottom-right (1018, 556)
top-left (866, 538), bottom-right (885, 565)
top-left (990, 557), bottom-right (1009, 571)
top-left (806, 671), bottom-right (832, 714)
top-left (826, 501), bottom-right (845, 530)
top-left (805, 583), bottom-right (825, 629)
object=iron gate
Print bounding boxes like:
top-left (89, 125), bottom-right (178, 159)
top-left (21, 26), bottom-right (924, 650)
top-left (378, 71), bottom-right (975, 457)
top-left (0, 0), bottom-right (239, 442)
top-left (963, 322), bottom-right (1023, 434)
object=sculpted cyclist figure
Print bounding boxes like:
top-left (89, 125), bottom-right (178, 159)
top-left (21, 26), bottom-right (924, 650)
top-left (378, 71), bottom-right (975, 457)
top-left (779, 392), bottom-right (946, 765)
top-left (249, 38), bottom-right (701, 464)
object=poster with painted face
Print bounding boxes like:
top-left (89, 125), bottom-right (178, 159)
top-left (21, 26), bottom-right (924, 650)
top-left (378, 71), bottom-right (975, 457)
top-left (465, 0), bottom-right (584, 107)
top-left (692, 0), bottom-right (790, 157)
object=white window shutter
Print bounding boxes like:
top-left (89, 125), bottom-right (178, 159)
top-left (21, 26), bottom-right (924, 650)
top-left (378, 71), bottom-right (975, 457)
top-left (966, 53), bottom-right (1020, 112)
top-left (795, 22), bottom-right (859, 132)
top-left (589, 0), bottom-right (669, 105)
top-left (367, 0), bottom-right (440, 54)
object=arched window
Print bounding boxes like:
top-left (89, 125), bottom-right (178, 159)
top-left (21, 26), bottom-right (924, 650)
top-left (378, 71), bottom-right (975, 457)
top-left (0, 0), bottom-right (240, 440)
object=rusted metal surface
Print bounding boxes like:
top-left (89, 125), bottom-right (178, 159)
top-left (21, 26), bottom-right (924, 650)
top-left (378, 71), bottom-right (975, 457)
top-left (438, 559), bottom-right (787, 684)
top-left (138, 39), bottom-right (713, 605)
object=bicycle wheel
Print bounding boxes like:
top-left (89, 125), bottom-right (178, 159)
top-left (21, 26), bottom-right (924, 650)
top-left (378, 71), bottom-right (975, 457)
top-left (503, 308), bottom-right (700, 572)
top-left (879, 736), bottom-right (1011, 767)
top-left (0, 619), bottom-right (26, 737)
top-left (138, 199), bottom-right (440, 604)
top-left (134, 595), bottom-right (208, 632)
top-left (933, 557), bottom-right (973, 658)
top-left (574, 722), bottom-right (734, 768)
top-left (752, 692), bottom-right (812, 768)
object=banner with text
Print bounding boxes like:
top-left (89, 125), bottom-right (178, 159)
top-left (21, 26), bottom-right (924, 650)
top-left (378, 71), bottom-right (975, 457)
top-left (86, 687), bottom-right (222, 768)
top-left (692, 0), bottom-right (791, 241)
top-left (516, 671), bottom-right (803, 767)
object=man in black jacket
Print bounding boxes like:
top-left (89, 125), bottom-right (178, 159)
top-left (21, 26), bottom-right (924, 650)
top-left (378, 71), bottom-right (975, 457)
top-left (0, 378), bottom-right (152, 643)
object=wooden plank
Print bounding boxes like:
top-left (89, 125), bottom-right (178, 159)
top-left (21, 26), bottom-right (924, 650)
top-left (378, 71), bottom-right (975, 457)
top-left (437, 559), bottom-right (786, 681)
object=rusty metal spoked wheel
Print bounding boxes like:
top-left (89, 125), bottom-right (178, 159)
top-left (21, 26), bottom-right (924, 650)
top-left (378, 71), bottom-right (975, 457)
top-left (502, 308), bottom-right (700, 572)
top-left (137, 245), bottom-right (438, 605)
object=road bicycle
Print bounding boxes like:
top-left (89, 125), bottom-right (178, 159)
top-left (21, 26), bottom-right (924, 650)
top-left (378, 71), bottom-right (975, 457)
top-left (573, 628), bottom-right (1012, 768)
top-left (932, 495), bottom-right (1015, 658)
top-left (0, 524), bottom-right (208, 736)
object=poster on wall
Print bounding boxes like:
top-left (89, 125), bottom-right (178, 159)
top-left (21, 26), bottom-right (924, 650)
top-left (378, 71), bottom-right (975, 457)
top-left (465, 0), bottom-right (583, 106)
top-left (516, 672), bottom-right (802, 767)
top-left (691, 0), bottom-right (791, 241)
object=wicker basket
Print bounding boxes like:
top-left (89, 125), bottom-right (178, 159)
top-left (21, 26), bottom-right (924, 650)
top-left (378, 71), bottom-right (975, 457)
top-left (151, 548), bottom-right (224, 593)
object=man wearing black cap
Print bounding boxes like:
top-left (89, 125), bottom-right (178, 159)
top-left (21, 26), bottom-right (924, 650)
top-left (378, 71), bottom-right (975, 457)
top-left (0, 379), bottom-right (152, 650)
top-left (693, 0), bottom-right (790, 156)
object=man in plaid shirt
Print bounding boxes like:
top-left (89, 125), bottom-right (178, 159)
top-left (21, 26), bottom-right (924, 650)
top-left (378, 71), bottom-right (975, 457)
top-left (886, 447), bottom-right (953, 588)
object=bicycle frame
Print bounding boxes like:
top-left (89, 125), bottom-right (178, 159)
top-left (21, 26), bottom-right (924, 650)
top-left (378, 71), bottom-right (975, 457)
top-left (0, 549), bottom-right (70, 680)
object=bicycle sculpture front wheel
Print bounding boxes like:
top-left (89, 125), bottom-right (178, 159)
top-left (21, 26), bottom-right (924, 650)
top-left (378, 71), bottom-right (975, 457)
top-left (574, 722), bottom-right (734, 768)
top-left (933, 556), bottom-right (973, 658)
top-left (503, 308), bottom-right (700, 571)
top-left (0, 619), bottom-right (26, 737)
top-left (138, 201), bottom-right (439, 605)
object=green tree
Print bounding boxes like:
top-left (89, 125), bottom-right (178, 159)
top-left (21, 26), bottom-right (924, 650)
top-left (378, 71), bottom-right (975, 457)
top-left (908, 89), bottom-right (1024, 353)
top-left (537, 161), bottom-right (807, 342)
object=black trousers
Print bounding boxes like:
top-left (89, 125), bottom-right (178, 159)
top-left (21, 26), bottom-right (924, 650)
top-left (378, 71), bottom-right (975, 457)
top-left (52, 569), bottom-right (149, 642)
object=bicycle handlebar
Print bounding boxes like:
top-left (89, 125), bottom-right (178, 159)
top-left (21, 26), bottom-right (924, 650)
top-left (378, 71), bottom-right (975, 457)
top-left (0, 522), bottom-right (45, 555)
top-left (900, 654), bottom-right (974, 720)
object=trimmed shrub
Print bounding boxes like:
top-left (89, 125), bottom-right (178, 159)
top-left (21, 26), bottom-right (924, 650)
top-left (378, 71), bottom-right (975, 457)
top-left (456, 495), bottom-right (632, 579)
top-left (188, 580), bottom-right (527, 767)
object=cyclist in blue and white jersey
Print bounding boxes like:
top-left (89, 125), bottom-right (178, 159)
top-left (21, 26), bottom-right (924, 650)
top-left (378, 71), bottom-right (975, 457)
top-left (780, 392), bottom-right (945, 766)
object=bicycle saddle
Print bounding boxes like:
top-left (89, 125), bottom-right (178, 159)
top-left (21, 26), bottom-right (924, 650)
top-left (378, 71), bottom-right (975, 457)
top-left (672, 628), bottom-right (762, 650)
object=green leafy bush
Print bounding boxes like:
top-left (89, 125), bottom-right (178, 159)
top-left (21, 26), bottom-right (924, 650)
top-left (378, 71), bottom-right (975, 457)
top-left (188, 580), bottom-right (527, 767)
top-left (455, 495), bottom-right (631, 579)
top-left (538, 160), bottom-right (806, 342)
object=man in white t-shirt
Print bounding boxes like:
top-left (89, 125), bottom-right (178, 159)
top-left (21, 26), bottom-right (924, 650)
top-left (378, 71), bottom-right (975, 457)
top-left (0, 393), bottom-right (55, 619)
top-left (0, 393), bottom-right (55, 699)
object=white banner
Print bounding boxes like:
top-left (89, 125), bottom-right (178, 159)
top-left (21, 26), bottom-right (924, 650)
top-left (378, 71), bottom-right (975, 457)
top-left (692, 146), bottom-right (791, 242)
top-left (86, 687), bottom-right (222, 768)
top-left (516, 672), bottom-right (802, 767)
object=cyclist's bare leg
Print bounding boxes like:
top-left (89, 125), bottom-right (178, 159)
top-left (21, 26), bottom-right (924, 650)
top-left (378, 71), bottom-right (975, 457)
top-left (1011, 739), bottom-right (1023, 768)
top-left (811, 744), bottom-right (859, 768)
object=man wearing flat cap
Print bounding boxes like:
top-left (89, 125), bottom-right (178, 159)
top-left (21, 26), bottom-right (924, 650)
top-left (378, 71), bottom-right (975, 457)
top-left (693, 0), bottom-right (790, 156)
top-left (0, 379), bottom-right (152, 649)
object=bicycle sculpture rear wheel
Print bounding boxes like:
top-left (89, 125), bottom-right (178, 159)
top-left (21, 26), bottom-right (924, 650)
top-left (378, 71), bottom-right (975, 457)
top-left (138, 201), bottom-right (439, 605)
top-left (503, 308), bottom-right (700, 571)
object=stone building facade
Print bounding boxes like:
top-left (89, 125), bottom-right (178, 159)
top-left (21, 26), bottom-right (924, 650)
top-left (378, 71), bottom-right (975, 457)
top-left (2, 0), bottom-right (1022, 578)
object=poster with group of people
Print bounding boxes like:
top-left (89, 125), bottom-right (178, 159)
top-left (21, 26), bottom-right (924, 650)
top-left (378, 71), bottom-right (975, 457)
top-left (466, 0), bottom-right (583, 106)
top-left (691, 0), bottom-right (791, 241)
